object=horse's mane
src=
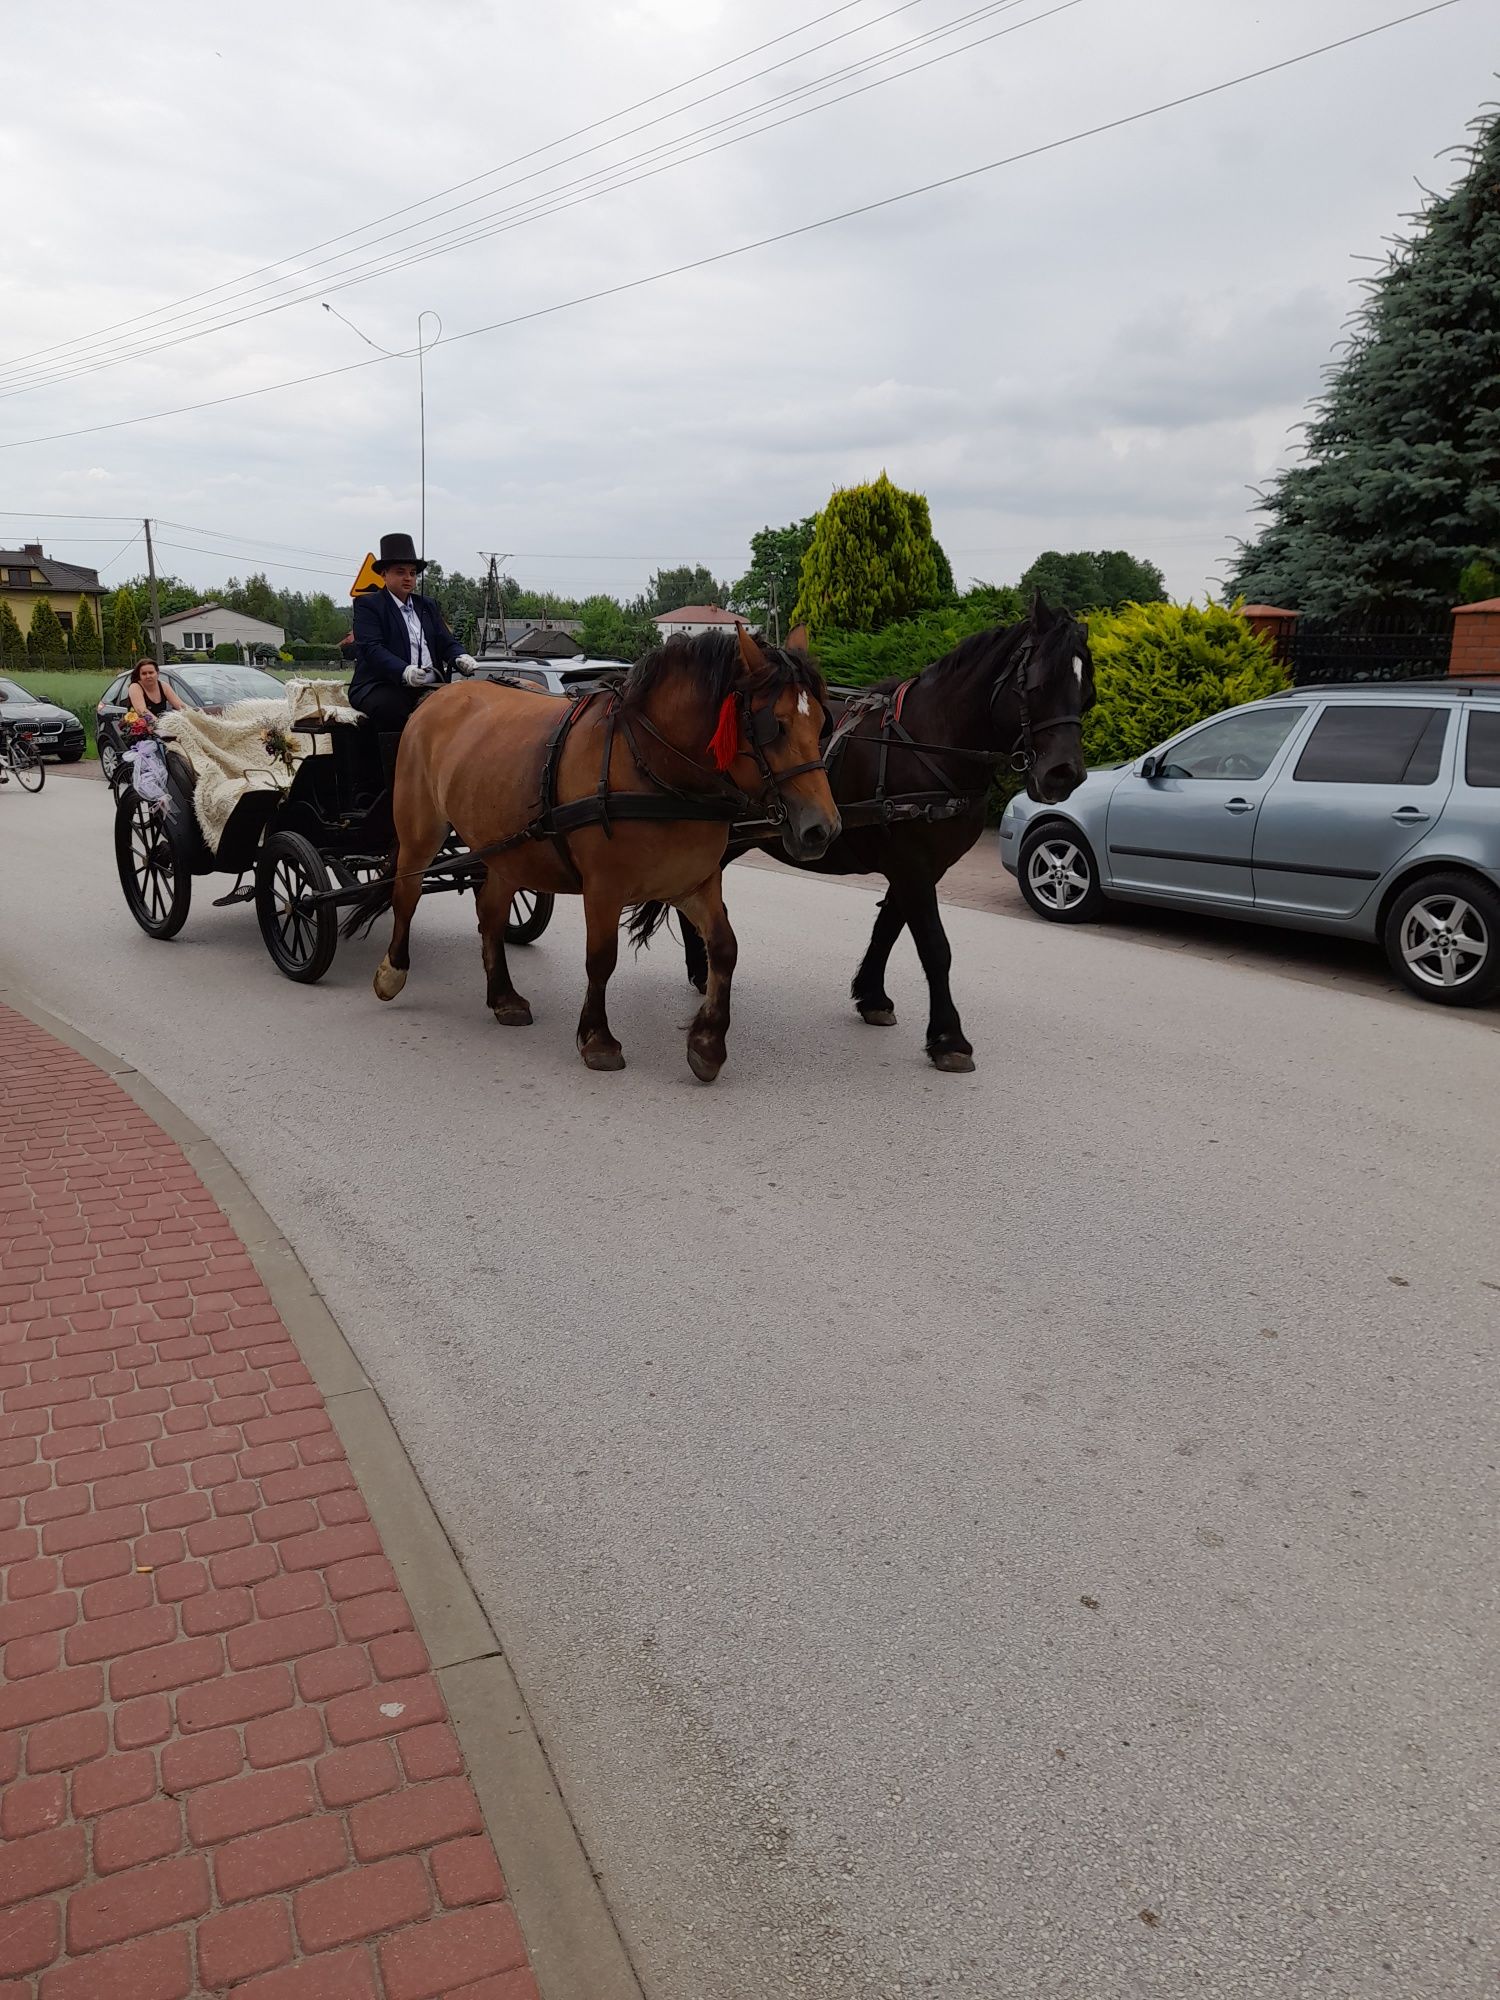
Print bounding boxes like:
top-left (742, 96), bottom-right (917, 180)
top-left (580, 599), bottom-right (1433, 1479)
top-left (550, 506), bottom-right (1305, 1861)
top-left (621, 630), bottom-right (827, 713)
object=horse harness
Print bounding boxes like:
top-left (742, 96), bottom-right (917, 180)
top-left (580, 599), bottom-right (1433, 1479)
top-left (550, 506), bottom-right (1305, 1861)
top-left (810, 634), bottom-right (1065, 833)
top-left (403, 680), bottom-right (824, 893)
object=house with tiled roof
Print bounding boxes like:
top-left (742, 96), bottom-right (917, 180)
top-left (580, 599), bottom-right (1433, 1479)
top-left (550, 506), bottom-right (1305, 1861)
top-left (0, 543), bottom-right (108, 647)
top-left (653, 605), bottom-right (744, 639)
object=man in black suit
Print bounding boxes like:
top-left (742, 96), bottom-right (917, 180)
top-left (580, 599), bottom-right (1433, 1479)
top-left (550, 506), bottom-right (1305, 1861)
top-left (349, 532), bottom-right (478, 729)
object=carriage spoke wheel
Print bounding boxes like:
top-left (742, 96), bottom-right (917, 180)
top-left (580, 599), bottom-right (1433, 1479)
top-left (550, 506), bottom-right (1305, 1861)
top-left (255, 831), bottom-right (339, 984)
top-left (114, 789), bottom-right (193, 939)
top-left (505, 889), bottom-right (555, 946)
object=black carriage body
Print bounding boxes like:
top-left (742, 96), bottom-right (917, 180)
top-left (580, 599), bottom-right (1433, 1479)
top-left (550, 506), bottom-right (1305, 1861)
top-left (118, 720), bottom-right (553, 976)
top-left (213, 722), bottom-right (394, 877)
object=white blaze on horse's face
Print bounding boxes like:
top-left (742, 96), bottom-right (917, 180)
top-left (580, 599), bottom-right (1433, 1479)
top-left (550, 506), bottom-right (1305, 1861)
top-left (1073, 656), bottom-right (1084, 688)
top-left (797, 690), bottom-right (810, 716)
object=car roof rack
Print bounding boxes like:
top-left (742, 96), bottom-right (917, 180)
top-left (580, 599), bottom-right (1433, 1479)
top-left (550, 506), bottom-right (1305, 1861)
top-left (1286, 679), bottom-right (1500, 698)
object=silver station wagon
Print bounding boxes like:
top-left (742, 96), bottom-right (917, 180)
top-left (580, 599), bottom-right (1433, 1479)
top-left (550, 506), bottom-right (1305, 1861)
top-left (1000, 682), bottom-right (1500, 1005)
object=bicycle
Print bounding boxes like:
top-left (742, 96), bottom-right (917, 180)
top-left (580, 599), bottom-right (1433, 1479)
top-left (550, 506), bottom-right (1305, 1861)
top-left (0, 719), bottom-right (46, 793)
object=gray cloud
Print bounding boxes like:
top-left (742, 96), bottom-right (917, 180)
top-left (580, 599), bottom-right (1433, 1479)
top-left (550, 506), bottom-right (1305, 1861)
top-left (3, 0), bottom-right (1490, 604)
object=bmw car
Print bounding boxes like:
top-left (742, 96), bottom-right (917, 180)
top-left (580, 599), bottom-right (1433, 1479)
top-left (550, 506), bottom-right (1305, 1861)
top-left (0, 676), bottom-right (86, 761)
top-left (1000, 682), bottom-right (1500, 1006)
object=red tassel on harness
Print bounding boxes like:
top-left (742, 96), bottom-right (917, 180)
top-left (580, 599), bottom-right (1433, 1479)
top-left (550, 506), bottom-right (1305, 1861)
top-left (707, 693), bottom-right (740, 772)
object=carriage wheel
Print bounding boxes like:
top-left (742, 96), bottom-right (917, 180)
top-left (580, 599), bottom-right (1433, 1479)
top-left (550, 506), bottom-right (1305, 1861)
top-left (505, 890), bottom-right (554, 946)
top-left (256, 831), bottom-right (339, 984)
top-left (115, 788), bottom-right (193, 939)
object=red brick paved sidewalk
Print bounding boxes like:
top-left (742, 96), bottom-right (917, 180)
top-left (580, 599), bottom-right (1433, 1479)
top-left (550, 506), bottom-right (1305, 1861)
top-left (0, 1005), bottom-right (539, 1999)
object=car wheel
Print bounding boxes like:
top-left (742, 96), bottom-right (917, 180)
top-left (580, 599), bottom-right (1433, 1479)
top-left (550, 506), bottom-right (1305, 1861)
top-left (98, 740), bottom-right (122, 790)
top-left (1383, 872), bottom-right (1500, 1006)
top-left (1018, 824), bottom-right (1108, 923)
top-left (256, 831), bottom-right (339, 984)
top-left (115, 788), bottom-right (193, 939)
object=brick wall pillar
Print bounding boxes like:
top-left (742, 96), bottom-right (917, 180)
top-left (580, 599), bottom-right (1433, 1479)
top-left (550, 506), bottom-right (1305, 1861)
top-left (1239, 604), bottom-right (1298, 660)
top-left (1449, 598), bottom-right (1500, 679)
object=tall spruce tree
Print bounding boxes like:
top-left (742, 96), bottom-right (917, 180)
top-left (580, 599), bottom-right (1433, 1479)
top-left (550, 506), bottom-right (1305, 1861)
top-left (27, 600), bottom-right (68, 665)
top-left (792, 473), bottom-right (943, 635)
top-left (0, 600), bottom-right (26, 671)
top-left (71, 595), bottom-right (103, 670)
top-left (1230, 103), bottom-right (1500, 617)
top-left (107, 586), bottom-right (144, 668)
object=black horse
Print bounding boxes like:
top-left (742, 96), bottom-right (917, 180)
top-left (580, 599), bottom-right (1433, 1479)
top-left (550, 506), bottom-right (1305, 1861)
top-left (630, 594), bottom-right (1095, 1071)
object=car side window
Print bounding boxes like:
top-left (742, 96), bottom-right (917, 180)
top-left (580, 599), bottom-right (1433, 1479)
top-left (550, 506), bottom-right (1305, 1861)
top-left (103, 675), bottom-right (127, 703)
top-left (1293, 705), bottom-right (1448, 785)
top-left (1464, 710), bottom-right (1500, 788)
top-left (1156, 706), bottom-right (1301, 781)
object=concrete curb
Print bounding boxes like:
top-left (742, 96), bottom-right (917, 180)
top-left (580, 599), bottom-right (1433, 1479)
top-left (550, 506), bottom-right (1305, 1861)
top-left (0, 975), bottom-right (644, 2000)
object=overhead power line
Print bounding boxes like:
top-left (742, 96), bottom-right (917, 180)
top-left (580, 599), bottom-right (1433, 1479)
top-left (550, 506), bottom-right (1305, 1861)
top-left (0, 0), bottom-right (1044, 401)
top-left (0, 0), bottom-right (895, 380)
top-left (0, 2), bottom-right (1462, 454)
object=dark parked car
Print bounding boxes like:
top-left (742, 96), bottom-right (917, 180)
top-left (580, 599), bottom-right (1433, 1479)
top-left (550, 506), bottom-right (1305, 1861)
top-left (0, 676), bottom-right (86, 762)
top-left (96, 662), bottom-right (287, 789)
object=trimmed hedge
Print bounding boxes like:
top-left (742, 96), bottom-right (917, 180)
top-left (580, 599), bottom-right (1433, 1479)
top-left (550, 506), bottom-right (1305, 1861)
top-left (815, 587), bottom-right (1026, 687)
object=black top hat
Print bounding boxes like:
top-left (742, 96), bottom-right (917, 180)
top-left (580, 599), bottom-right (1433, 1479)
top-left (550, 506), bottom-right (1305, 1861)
top-left (372, 532), bottom-right (427, 574)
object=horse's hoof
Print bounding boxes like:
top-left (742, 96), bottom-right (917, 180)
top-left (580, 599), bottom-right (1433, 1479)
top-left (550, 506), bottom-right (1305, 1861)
top-left (581, 1044), bottom-right (626, 1072)
top-left (493, 1000), bottom-right (533, 1026)
top-left (858, 1005), bottom-right (897, 1027)
top-left (928, 1046), bottom-right (976, 1074)
top-left (374, 959), bottom-right (407, 1002)
top-left (686, 1044), bottom-right (722, 1084)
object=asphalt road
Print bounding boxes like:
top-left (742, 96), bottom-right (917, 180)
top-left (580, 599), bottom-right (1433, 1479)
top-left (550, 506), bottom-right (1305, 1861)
top-left (4, 777), bottom-right (1497, 2000)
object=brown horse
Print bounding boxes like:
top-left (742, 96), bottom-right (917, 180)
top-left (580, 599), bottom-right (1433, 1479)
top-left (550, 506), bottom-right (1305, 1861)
top-left (350, 626), bottom-right (839, 1080)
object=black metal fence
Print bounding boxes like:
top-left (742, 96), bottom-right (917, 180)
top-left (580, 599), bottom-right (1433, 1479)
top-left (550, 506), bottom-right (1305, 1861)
top-left (1281, 613), bottom-right (1452, 686)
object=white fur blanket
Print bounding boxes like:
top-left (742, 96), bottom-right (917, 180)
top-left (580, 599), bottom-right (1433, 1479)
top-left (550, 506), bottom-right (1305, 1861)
top-left (159, 685), bottom-right (363, 855)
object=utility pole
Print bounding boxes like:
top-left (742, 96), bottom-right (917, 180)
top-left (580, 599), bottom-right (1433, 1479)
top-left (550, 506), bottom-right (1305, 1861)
top-left (143, 518), bottom-right (164, 666)
top-left (478, 552), bottom-right (511, 656)
top-left (767, 573), bottom-right (781, 647)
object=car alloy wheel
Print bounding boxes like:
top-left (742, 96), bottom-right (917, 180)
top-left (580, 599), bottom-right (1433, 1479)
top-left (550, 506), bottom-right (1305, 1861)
top-left (1398, 892), bottom-right (1489, 991)
top-left (1026, 836), bottom-right (1092, 912)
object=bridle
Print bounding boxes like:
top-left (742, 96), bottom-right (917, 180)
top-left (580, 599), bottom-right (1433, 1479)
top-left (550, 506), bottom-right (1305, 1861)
top-left (624, 679), bottom-right (827, 828)
top-left (991, 630), bottom-right (1088, 776)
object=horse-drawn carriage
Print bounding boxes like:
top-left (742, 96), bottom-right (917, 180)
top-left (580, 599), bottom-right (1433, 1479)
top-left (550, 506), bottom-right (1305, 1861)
top-left (113, 691), bottom-right (552, 980)
top-left (112, 603), bottom-right (1093, 1078)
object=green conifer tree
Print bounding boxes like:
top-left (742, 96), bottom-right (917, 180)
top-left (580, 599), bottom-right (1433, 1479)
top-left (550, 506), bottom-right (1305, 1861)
top-left (70, 595), bottom-right (103, 670)
top-left (107, 586), bottom-right (144, 668)
top-left (791, 473), bottom-right (942, 636)
top-left (0, 600), bottom-right (26, 670)
top-left (1230, 104), bottom-right (1500, 615)
top-left (27, 599), bottom-right (68, 666)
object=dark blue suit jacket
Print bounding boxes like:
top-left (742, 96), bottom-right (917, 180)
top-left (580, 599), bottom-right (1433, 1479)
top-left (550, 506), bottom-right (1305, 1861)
top-left (350, 588), bottom-right (463, 704)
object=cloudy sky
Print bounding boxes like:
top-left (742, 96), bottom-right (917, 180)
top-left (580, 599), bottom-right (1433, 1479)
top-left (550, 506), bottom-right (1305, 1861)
top-left (2, 0), bottom-right (1490, 608)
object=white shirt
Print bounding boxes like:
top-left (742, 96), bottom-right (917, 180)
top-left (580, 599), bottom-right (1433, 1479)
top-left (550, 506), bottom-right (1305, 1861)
top-left (387, 587), bottom-right (432, 673)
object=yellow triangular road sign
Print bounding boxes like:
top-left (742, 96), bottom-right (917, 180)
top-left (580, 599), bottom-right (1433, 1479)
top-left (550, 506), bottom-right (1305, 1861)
top-left (351, 551), bottom-right (383, 596)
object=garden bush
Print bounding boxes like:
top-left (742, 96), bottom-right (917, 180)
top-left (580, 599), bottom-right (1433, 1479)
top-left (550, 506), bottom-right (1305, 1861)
top-left (1081, 600), bottom-right (1289, 766)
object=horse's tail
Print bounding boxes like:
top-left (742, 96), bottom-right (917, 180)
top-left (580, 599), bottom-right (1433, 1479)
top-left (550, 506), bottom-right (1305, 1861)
top-left (339, 855), bottom-right (396, 940)
top-left (626, 899), bottom-right (672, 953)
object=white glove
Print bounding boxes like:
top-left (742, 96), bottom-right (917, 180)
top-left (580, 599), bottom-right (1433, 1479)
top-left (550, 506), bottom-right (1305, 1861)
top-left (402, 663), bottom-right (436, 689)
top-left (454, 654), bottom-right (479, 676)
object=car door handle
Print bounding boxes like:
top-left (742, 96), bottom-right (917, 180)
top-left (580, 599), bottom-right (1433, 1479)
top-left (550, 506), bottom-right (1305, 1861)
top-left (1390, 806), bottom-right (1430, 822)
top-left (1223, 797), bottom-right (1254, 814)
